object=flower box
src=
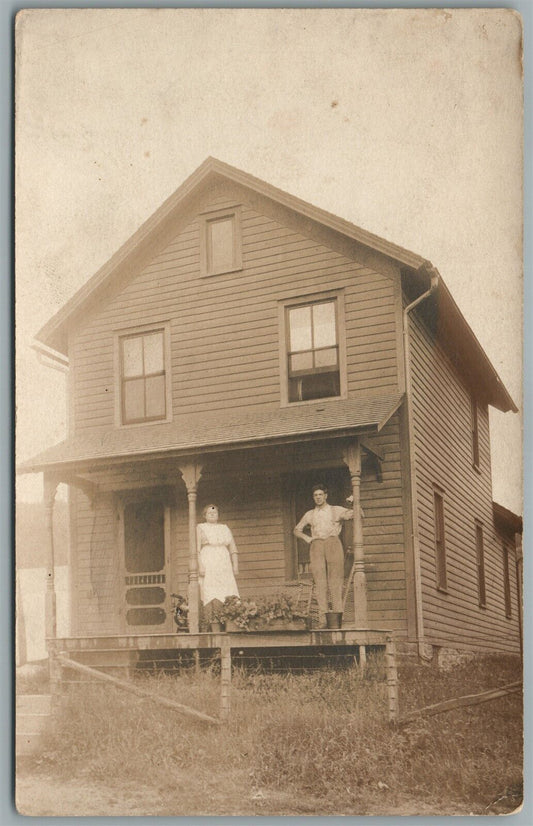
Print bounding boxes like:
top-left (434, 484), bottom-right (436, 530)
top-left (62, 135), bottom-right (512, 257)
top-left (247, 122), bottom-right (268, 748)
top-left (225, 618), bottom-right (307, 633)
top-left (256, 618), bottom-right (308, 632)
top-left (224, 620), bottom-right (244, 632)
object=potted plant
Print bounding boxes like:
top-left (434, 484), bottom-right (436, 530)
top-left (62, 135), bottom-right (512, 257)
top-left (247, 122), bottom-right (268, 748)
top-left (171, 594), bottom-right (189, 633)
top-left (255, 592), bottom-right (308, 631)
top-left (220, 596), bottom-right (260, 631)
top-left (208, 602), bottom-right (225, 633)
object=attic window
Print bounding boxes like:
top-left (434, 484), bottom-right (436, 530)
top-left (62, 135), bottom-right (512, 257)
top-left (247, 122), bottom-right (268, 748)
top-left (119, 328), bottom-right (169, 425)
top-left (200, 207), bottom-right (242, 276)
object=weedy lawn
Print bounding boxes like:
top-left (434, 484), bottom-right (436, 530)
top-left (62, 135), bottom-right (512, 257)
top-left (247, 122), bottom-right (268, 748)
top-left (17, 652), bottom-right (522, 816)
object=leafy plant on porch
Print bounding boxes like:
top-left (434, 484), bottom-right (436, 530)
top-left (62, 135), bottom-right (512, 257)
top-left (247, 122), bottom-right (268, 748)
top-left (220, 596), bottom-right (260, 629)
top-left (220, 592), bottom-right (308, 630)
top-left (255, 592), bottom-right (308, 626)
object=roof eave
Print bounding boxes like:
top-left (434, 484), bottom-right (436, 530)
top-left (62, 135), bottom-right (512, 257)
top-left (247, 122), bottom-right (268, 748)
top-left (17, 421), bottom-right (384, 476)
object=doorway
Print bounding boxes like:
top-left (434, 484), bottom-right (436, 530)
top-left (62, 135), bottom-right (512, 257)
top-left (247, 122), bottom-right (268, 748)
top-left (287, 467), bottom-right (353, 578)
top-left (121, 497), bottom-right (173, 633)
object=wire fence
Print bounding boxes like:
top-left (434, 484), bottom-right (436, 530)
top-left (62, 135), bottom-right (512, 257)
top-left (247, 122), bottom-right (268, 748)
top-left (58, 644), bottom-right (387, 684)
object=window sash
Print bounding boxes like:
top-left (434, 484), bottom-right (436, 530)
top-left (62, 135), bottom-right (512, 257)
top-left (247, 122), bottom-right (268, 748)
top-left (207, 215), bottom-right (235, 274)
top-left (288, 345), bottom-right (339, 376)
top-left (286, 300), bottom-right (340, 394)
top-left (120, 330), bottom-right (166, 424)
top-left (434, 491), bottom-right (447, 590)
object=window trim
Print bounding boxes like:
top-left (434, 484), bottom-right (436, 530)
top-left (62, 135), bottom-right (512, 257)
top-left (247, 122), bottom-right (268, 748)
top-left (114, 322), bottom-right (172, 428)
top-left (475, 520), bottom-right (487, 608)
top-left (502, 540), bottom-right (512, 619)
top-left (471, 395), bottom-right (481, 472)
top-left (199, 206), bottom-right (242, 277)
top-left (433, 486), bottom-right (448, 593)
top-left (278, 289), bottom-right (347, 407)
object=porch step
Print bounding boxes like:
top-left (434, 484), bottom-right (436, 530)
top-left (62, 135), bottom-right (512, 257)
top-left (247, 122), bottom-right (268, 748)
top-left (16, 695), bottom-right (52, 756)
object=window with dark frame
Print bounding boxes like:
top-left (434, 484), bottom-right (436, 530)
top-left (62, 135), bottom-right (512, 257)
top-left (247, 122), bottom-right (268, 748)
top-left (471, 395), bottom-right (480, 469)
top-left (502, 541), bottom-right (512, 618)
top-left (475, 521), bottom-right (486, 608)
top-left (120, 329), bottom-right (166, 424)
top-left (286, 299), bottom-right (340, 402)
top-left (433, 489), bottom-right (447, 591)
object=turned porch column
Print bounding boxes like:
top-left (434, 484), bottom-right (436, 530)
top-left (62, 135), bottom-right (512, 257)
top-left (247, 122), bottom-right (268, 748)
top-left (179, 462), bottom-right (203, 634)
top-left (43, 474), bottom-right (59, 642)
top-left (343, 440), bottom-right (368, 627)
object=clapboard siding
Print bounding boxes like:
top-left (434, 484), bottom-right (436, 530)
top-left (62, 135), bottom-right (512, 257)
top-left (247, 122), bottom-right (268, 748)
top-left (75, 491), bottom-right (120, 635)
top-left (408, 308), bottom-right (521, 653)
top-left (358, 414), bottom-right (408, 632)
top-left (71, 193), bottom-right (401, 432)
top-left (71, 413), bottom-right (410, 634)
top-left (171, 475), bottom-right (287, 599)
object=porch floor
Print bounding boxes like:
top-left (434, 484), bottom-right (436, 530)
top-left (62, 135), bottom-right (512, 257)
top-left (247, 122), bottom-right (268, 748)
top-left (51, 626), bottom-right (393, 654)
top-left (48, 627), bottom-right (400, 722)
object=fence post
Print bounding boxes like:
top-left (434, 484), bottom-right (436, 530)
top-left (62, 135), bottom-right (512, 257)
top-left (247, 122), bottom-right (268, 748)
top-left (385, 634), bottom-right (399, 723)
top-left (220, 637), bottom-right (232, 722)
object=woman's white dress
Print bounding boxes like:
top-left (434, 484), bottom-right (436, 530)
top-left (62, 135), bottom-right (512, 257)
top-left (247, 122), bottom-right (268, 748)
top-left (198, 522), bottom-right (239, 604)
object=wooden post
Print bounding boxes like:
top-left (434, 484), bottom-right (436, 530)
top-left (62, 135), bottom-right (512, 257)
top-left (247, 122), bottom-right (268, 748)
top-left (343, 441), bottom-right (368, 628)
top-left (220, 637), bottom-right (232, 722)
top-left (385, 634), bottom-right (399, 724)
top-left (43, 475), bottom-right (59, 644)
top-left (358, 644), bottom-right (367, 671)
top-left (47, 638), bottom-right (62, 699)
top-left (179, 463), bottom-right (203, 634)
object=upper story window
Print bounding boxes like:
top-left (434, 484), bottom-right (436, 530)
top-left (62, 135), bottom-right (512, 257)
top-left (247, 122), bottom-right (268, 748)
top-left (433, 488), bottom-right (448, 592)
top-left (200, 207), bottom-right (242, 276)
top-left (119, 328), bottom-right (168, 425)
top-left (471, 395), bottom-right (480, 470)
top-left (285, 297), bottom-right (342, 403)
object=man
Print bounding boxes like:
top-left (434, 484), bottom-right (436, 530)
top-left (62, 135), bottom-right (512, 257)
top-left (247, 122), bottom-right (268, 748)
top-left (293, 484), bottom-right (353, 626)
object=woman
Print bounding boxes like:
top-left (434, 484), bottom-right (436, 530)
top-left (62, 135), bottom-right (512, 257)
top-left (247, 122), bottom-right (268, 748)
top-left (197, 505), bottom-right (239, 619)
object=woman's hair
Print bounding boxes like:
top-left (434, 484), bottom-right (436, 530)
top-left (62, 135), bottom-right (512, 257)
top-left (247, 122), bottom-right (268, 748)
top-left (202, 504), bottom-right (219, 518)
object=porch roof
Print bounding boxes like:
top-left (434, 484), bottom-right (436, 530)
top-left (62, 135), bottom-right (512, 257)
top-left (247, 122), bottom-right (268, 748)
top-left (18, 392), bottom-right (403, 473)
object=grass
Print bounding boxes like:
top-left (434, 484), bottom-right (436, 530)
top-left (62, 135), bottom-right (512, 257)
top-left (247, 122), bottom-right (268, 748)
top-left (22, 652), bottom-right (522, 815)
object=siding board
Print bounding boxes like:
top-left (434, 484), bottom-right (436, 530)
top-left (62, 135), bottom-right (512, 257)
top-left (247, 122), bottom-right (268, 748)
top-left (408, 308), bottom-right (520, 653)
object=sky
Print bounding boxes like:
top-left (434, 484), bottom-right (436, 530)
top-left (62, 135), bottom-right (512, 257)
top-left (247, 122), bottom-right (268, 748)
top-left (15, 8), bottom-right (523, 512)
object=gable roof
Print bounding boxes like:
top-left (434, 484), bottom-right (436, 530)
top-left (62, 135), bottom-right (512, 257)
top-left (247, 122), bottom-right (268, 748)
top-left (35, 157), bottom-right (516, 413)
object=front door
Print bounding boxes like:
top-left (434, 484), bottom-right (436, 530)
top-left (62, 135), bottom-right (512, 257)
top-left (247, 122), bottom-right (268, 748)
top-left (121, 498), bottom-right (173, 633)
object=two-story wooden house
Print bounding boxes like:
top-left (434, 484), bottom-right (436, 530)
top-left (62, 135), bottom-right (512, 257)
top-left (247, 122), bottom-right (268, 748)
top-left (20, 158), bottom-right (522, 664)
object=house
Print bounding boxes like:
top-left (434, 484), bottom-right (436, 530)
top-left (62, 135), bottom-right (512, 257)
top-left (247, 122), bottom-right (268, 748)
top-left (19, 158), bottom-right (522, 666)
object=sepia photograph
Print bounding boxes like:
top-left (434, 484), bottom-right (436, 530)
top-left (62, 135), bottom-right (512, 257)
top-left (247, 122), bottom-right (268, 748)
top-left (15, 8), bottom-right (523, 817)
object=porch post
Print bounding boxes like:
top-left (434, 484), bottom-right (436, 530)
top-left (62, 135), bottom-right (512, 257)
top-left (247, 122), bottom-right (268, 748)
top-left (343, 440), bottom-right (368, 628)
top-left (179, 463), bottom-right (203, 634)
top-left (43, 474), bottom-right (59, 643)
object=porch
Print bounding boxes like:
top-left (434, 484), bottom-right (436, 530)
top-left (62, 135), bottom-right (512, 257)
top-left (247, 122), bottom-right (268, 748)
top-left (48, 626), bottom-right (400, 723)
top-left (40, 430), bottom-right (402, 645)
